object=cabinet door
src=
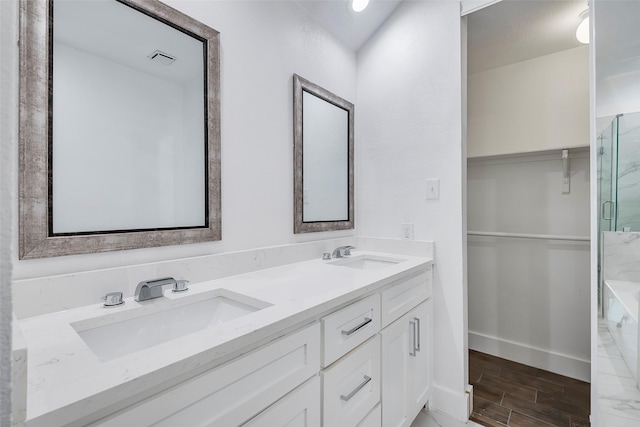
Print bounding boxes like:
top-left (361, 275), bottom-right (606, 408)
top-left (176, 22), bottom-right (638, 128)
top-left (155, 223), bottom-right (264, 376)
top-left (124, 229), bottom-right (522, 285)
top-left (242, 376), bottom-right (320, 427)
top-left (380, 300), bottom-right (431, 427)
top-left (407, 300), bottom-right (431, 422)
top-left (380, 312), bottom-right (411, 427)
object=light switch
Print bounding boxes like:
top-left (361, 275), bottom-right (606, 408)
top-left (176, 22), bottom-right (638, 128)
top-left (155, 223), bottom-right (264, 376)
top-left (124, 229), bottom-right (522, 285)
top-left (426, 179), bottom-right (439, 200)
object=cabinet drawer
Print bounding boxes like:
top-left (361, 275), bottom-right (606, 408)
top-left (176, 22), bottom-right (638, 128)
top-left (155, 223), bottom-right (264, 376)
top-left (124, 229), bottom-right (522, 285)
top-left (357, 404), bottom-right (381, 427)
top-left (322, 335), bottom-right (381, 427)
top-left (322, 293), bottom-right (380, 367)
top-left (242, 376), bottom-right (320, 427)
top-left (91, 323), bottom-right (320, 427)
top-left (380, 270), bottom-right (430, 328)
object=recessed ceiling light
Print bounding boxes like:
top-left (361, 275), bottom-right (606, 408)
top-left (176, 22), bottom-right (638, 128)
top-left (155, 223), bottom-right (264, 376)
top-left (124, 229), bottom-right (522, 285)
top-left (576, 9), bottom-right (589, 44)
top-left (352, 0), bottom-right (370, 13)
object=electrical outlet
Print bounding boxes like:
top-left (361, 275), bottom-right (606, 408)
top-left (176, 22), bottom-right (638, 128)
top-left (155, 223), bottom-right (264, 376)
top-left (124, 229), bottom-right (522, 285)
top-left (401, 223), bottom-right (414, 240)
top-left (426, 179), bottom-right (440, 200)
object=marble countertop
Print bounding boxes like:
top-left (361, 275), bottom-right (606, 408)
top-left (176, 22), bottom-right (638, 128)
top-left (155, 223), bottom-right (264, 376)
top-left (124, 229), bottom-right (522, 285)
top-left (18, 250), bottom-right (432, 426)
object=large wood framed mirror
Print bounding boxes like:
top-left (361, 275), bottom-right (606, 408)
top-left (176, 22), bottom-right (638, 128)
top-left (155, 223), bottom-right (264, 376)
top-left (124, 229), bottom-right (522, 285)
top-left (293, 74), bottom-right (354, 234)
top-left (19, 0), bottom-right (221, 259)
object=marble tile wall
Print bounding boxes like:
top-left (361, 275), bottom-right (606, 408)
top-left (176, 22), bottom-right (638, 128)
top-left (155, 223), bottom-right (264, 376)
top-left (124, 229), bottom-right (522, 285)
top-left (615, 115), bottom-right (640, 232)
top-left (12, 237), bottom-right (434, 319)
top-left (598, 321), bottom-right (640, 426)
top-left (600, 231), bottom-right (640, 425)
top-left (602, 232), bottom-right (640, 283)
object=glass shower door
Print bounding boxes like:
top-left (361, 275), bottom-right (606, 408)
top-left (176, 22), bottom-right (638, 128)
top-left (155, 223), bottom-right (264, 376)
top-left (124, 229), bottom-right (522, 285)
top-left (614, 112), bottom-right (640, 231)
top-left (598, 118), bottom-right (616, 316)
top-left (599, 119), bottom-right (616, 234)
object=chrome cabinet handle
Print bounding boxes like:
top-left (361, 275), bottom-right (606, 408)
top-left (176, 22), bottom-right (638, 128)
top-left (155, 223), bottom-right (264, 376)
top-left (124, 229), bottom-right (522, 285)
top-left (414, 317), bottom-right (421, 352)
top-left (341, 317), bottom-right (372, 336)
top-left (409, 320), bottom-right (417, 356)
top-left (340, 375), bottom-right (371, 401)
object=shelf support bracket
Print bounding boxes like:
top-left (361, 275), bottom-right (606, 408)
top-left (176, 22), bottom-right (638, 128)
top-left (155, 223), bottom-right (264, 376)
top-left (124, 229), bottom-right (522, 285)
top-left (562, 149), bottom-right (570, 194)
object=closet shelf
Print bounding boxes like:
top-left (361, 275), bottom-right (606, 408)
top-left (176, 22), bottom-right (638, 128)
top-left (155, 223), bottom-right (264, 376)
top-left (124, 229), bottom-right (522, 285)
top-left (468, 231), bottom-right (590, 242)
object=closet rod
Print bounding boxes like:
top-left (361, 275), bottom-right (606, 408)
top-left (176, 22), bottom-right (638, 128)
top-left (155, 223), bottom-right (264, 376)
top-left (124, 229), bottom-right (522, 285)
top-left (468, 231), bottom-right (590, 242)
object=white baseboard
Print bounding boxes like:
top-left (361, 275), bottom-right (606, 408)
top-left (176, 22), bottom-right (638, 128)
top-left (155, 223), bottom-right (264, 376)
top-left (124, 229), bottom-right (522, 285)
top-left (469, 331), bottom-right (590, 382)
top-left (431, 384), bottom-right (470, 422)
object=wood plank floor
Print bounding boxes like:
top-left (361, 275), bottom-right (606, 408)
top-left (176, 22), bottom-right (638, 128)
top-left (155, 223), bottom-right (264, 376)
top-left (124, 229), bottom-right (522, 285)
top-left (469, 350), bottom-right (590, 427)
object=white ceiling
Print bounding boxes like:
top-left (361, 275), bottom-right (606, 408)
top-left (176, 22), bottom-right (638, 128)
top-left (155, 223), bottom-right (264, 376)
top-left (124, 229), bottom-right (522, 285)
top-left (291, 0), bottom-right (403, 51)
top-left (293, 0), bottom-right (589, 71)
top-left (55, 0), bottom-right (204, 85)
top-left (467, 0), bottom-right (588, 74)
top-left (56, 0), bottom-right (596, 82)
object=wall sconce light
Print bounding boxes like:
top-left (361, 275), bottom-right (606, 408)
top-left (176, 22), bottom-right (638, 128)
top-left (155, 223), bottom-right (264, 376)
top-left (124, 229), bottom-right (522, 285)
top-left (352, 0), bottom-right (370, 13)
top-left (576, 9), bottom-right (589, 44)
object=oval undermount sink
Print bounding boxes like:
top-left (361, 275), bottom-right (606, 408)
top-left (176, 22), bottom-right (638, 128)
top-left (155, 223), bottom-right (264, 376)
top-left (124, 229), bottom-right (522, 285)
top-left (72, 289), bottom-right (271, 362)
top-left (328, 255), bottom-right (405, 271)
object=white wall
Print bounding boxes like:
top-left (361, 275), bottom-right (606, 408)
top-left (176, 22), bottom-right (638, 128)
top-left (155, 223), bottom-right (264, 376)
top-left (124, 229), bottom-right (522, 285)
top-left (357, 1), bottom-right (468, 419)
top-left (468, 46), bottom-right (590, 158)
top-left (8, 0), bottom-right (358, 281)
top-left (467, 153), bottom-right (591, 381)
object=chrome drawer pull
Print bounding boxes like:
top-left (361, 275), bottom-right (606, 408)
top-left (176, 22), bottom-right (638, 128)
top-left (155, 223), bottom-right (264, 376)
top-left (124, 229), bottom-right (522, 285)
top-left (414, 317), bottom-right (421, 352)
top-left (409, 320), bottom-right (417, 356)
top-left (341, 317), bottom-right (372, 336)
top-left (340, 375), bottom-right (372, 401)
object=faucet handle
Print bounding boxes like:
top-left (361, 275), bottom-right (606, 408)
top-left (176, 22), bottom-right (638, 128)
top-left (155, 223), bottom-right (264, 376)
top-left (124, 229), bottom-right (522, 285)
top-left (172, 279), bottom-right (189, 293)
top-left (103, 291), bottom-right (124, 307)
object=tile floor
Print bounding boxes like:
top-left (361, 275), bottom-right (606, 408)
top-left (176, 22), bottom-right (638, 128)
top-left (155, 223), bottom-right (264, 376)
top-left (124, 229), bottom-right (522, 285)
top-left (411, 409), bottom-right (482, 427)
top-left (597, 320), bottom-right (640, 426)
top-left (469, 350), bottom-right (590, 426)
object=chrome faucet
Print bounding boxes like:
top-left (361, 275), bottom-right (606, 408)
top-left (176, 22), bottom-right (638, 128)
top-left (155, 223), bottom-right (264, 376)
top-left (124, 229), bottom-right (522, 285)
top-left (332, 245), bottom-right (355, 258)
top-left (134, 277), bottom-right (187, 302)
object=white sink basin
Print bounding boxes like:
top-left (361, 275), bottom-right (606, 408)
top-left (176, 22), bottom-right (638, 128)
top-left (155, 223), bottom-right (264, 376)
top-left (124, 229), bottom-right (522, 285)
top-left (329, 255), bottom-right (405, 271)
top-left (72, 289), bottom-right (270, 362)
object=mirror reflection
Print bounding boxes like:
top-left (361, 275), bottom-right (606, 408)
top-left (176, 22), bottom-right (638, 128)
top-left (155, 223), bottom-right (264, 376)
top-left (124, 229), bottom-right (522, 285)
top-left (293, 74), bottom-right (354, 234)
top-left (53, 0), bottom-right (205, 233)
top-left (301, 91), bottom-right (349, 222)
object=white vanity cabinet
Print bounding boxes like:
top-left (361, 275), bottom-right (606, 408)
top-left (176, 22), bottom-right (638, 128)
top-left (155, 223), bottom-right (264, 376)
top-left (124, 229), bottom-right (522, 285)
top-left (89, 323), bottom-right (321, 427)
top-left (322, 335), bottom-right (381, 427)
top-left (380, 270), bottom-right (432, 427)
top-left (39, 258), bottom-right (433, 427)
top-left (320, 293), bottom-right (381, 426)
top-left (242, 376), bottom-right (321, 427)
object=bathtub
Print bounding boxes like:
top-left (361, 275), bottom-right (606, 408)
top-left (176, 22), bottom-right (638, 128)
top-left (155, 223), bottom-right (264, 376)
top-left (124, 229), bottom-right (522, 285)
top-left (604, 280), bottom-right (640, 388)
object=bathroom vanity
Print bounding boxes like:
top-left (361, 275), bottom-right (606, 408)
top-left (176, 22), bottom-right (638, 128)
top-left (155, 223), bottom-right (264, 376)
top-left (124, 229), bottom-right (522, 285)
top-left (14, 250), bottom-right (433, 426)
